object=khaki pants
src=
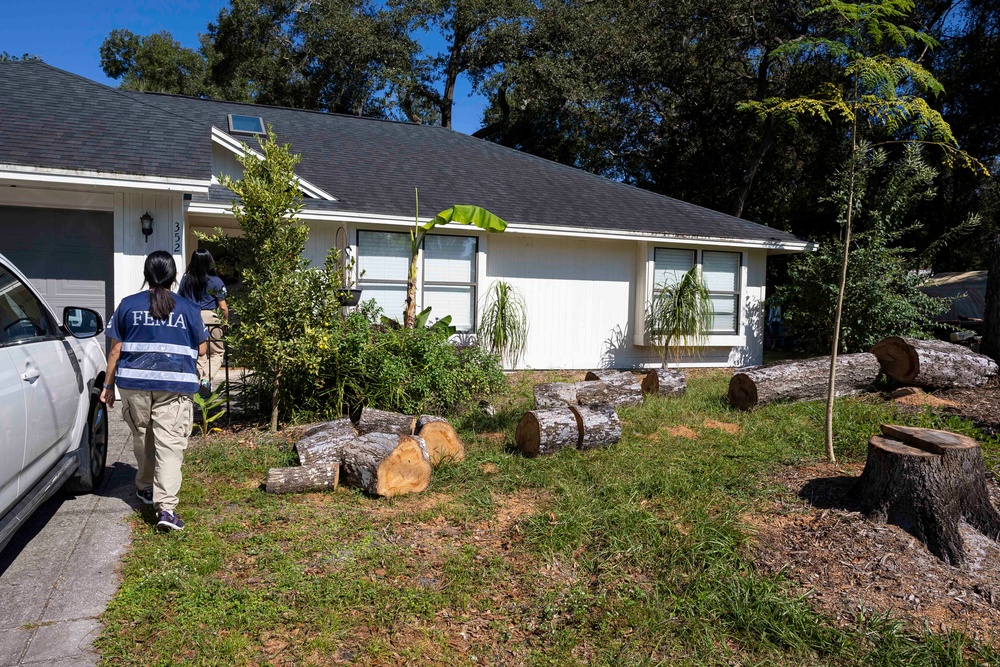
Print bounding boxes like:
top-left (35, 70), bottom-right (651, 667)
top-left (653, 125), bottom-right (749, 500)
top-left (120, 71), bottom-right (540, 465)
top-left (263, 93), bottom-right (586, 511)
top-left (121, 389), bottom-right (193, 513)
top-left (197, 310), bottom-right (224, 384)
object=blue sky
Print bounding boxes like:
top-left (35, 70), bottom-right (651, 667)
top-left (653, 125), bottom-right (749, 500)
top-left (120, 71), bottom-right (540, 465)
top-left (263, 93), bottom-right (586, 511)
top-left (0, 0), bottom-right (488, 135)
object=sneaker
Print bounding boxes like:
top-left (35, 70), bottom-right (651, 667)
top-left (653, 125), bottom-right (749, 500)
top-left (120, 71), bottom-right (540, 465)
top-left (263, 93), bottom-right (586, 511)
top-left (156, 510), bottom-right (185, 532)
top-left (136, 488), bottom-right (154, 505)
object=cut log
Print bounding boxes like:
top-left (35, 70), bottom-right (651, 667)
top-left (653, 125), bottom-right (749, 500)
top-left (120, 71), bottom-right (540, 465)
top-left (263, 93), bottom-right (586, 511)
top-left (870, 336), bottom-right (998, 389)
top-left (641, 369), bottom-right (687, 397)
top-left (853, 425), bottom-right (1000, 567)
top-left (265, 462), bottom-right (340, 494)
top-left (569, 404), bottom-right (621, 450)
top-left (415, 415), bottom-right (465, 466)
top-left (727, 352), bottom-right (880, 410)
top-left (296, 429), bottom-right (357, 466)
top-left (534, 382), bottom-right (580, 408)
top-left (302, 417), bottom-right (356, 439)
top-left (583, 370), bottom-right (644, 407)
top-left (573, 380), bottom-right (615, 406)
top-left (338, 432), bottom-right (432, 497)
top-left (356, 408), bottom-right (417, 436)
top-left (516, 408), bottom-right (580, 457)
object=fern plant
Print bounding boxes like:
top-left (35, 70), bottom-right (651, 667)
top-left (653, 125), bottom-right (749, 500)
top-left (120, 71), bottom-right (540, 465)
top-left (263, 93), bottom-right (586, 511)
top-left (479, 280), bottom-right (529, 368)
top-left (645, 266), bottom-right (714, 367)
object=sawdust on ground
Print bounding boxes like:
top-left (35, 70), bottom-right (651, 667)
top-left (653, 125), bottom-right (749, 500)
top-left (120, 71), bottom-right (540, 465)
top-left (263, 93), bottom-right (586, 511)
top-left (702, 419), bottom-right (739, 434)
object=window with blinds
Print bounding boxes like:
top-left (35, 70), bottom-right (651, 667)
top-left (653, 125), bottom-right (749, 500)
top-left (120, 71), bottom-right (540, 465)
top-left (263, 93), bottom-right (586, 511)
top-left (356, 231), bottom-right (478, 331)
top-left (653, 248), bottom-right (696, 290)
top-left (702, 251), bottom-right (740, 333)
top-left (423, 235), bottom-right (477, 332)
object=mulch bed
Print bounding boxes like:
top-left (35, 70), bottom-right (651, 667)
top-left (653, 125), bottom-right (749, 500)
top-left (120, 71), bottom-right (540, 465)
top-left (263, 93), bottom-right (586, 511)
top-left (747, 382), bottom-right (1000, 644)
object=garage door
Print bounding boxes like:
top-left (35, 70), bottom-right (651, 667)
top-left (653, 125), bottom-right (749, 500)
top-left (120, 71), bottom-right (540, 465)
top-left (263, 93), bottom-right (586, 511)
top-left (0, 206), bottom-right (114, 338)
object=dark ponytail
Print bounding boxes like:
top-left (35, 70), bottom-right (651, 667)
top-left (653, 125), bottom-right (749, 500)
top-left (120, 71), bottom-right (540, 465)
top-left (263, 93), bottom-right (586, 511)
top-left (183, 248), bottom-right (215, 303)
top-left (143, 251), bottom-right (177, 321)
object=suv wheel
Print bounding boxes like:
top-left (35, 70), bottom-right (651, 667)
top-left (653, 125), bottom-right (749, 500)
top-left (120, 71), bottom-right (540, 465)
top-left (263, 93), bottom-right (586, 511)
top-left (65, 393), bottom-right (109, 494)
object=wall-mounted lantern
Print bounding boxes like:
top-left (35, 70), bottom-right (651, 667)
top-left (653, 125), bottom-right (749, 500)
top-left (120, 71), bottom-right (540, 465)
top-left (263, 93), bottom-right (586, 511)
top-left (140, 211), bottom-right (154, 243)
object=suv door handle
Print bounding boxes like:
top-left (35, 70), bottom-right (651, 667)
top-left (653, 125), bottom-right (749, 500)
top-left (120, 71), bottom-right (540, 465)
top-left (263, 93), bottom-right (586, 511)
top-left (21, 369), bottom-right (40, 382)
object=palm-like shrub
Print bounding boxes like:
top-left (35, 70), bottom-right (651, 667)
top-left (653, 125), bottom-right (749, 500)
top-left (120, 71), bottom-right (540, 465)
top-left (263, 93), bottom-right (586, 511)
top-left (645, 267), bottom-right (713, 366)
top-left (479, 280), bottom-right (529, 368)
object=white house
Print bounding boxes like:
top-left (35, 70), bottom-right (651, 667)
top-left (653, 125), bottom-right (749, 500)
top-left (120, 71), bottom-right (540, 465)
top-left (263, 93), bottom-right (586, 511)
top-left (0, 62), bottom-right (812, 369)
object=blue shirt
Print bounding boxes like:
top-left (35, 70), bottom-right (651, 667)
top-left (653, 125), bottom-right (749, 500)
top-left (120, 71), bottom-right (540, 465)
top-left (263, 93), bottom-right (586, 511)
top-left (178, 275), bottom-right (228, 311)
top-left (107, 291), bottom-right (208, 394)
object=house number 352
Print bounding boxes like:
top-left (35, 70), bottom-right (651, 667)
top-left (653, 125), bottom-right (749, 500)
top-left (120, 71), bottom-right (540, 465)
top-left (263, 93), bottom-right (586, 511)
top-left (174, 221), bottom-right (182, 253)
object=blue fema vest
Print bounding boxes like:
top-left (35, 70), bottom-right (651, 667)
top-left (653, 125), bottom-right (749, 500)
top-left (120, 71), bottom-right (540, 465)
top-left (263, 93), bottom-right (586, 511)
top-left (108, 291), bottom-right (208, 394)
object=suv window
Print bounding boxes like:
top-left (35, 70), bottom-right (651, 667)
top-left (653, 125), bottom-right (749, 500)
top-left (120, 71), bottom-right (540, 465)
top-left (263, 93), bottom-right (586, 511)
top-left (0, 266), bottom-right (57, 345)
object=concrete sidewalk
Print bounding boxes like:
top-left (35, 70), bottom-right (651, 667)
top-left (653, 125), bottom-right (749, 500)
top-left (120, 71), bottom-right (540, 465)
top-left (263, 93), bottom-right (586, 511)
top-left (0, 410), bottom-right (136, 667)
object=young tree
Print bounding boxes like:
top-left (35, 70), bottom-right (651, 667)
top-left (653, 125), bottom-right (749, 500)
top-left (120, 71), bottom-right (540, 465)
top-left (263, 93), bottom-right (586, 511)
top-left (742, 0), bottom-right (985, 462)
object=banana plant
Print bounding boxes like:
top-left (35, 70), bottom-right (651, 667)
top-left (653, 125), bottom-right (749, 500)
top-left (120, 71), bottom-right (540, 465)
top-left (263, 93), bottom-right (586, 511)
top-left (404, 189), bottom-right (508, 328)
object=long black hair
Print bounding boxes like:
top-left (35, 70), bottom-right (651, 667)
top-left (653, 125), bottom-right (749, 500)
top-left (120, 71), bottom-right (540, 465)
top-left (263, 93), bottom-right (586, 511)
top-left (143, 251), bottom-right (177, 321)
top-left (183, 248), bottom-right (216, 303)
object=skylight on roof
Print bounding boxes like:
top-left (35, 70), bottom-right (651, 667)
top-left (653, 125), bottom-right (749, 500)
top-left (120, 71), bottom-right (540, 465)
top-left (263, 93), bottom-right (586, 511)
top-left (228, 114), bottom-right (265, 135)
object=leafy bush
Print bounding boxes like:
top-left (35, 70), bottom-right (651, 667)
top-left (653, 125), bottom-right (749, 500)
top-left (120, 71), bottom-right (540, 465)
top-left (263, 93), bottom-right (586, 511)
top-left (776, 146), bottom-right (955, 354)
top-left (240, 300), bottom-right (505, 421)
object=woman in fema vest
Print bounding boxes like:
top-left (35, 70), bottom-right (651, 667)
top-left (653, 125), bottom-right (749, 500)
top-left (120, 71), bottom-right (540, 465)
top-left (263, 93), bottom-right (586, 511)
top-left (100, 251), bottom-right (208, 532)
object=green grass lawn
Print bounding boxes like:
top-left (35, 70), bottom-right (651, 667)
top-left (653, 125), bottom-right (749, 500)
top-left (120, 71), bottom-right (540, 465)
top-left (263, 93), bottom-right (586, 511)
top-left (97, 371), bottom-right (1000, 666)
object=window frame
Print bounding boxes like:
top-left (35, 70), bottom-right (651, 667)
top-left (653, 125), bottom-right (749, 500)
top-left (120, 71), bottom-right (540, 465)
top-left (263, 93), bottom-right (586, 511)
top-left (647, 246), bottom-right (744, 339)
top-left (355, 229), bottom-right (480, 332)
top-left (421, 234), bottom-right (479, 333)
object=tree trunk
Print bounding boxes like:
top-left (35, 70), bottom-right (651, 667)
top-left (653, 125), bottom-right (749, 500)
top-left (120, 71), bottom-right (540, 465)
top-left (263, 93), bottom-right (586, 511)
top-left (302, 418), bottom-right (356, 439)
top-left (414, 415), bottom-right (465, 466)
top-left (515, 408), bottom-right (580, 457)
top-left (871, 336), bottom-right (999, 389)
top-left (534, 382), bottom-right (585, 408)
top-left (583, 370), bottom-right (644, 407)
top-left (338, 432), bottom-right (432, 498)
top-left (569, 404), bottom-right (621, 450)
top-left (296, 428), bottom-right (358, 467)
top-left (356, 408), bottom-right (417, 436)
top-left (853, 424), bottom-right (1000, 567)
top-left (270, 368), bottom-right (282, 432)
top-left (641, 369), bottom-right (687, 397)
top-left (728, 353), bottom-right (880, 410)
top-left (982, 235), bottom-right (1000, 364)
top-left (266, 462), bottom-right (339, 494)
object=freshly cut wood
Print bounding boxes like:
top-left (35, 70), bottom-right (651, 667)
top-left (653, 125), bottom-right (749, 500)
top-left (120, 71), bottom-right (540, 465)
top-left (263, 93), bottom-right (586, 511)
top-left (641, 369), bottom-right (687, 397)
top-left (338, 432), bottom-right (432, 497)
top-left (516, 408), bottom-right (580, 457)
top-left (265, 462), bottom-right (339, 494)
top-left (296, 429), bottom-right (357, 466)
top-left (727, 353), bottom-right (880, 410)
top-left (356, 408), bottom-right (417, 436)
top-left (583, 370), bottom-right (644, 407)
top-left (302, 418), bottom-right (356, 439)
top-left (870, 336), bottom-right (998, 389)
top-left (533, 382), bottom-right (580, 408)
top-left (415, 415), bottom-right (465, 466)
top-left (569, 404), bottom-right (621, 450)
top-left (853, 424), bottom-right (1000, 567)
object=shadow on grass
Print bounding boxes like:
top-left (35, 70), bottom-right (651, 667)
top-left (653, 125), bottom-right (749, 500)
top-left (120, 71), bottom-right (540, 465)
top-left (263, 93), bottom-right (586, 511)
top-left (797, 475), bottom-right (863, 512)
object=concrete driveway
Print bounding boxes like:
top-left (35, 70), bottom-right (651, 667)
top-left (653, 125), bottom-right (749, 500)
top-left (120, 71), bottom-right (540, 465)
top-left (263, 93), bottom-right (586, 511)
top-left (0, 410), bottom-right (135, 667)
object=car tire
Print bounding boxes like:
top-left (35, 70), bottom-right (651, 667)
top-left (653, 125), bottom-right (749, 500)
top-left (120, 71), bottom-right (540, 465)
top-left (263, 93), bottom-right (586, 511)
top-left (64, 392), bottom-right (109, 494)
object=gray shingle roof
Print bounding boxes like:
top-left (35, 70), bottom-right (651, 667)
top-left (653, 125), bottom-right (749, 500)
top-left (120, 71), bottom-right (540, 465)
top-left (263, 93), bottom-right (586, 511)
top-left (0, 61), bottom-right (803, 245)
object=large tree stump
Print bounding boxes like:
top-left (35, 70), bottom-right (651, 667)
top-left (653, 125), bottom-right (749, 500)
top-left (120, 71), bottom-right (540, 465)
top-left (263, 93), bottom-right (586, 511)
top-left (415, 415), bottom-right (465, 466)
top-left (641, 369), bottom-right (687, 397)
top-left (727, 352), bottom-right (881, 410)
top-left (338, 432), bottom-right (432, 497)
top-left (266, 462), bottom-right (340, 494)
top-left (853, 424), bottom-right (1000, 567)
top-left (870, 336), bottom-right (998, 389)
top-left (583, 370), bottom-right (644, 407)
top-left (534, 382), bottom-right (581, 408)
top-left (516, 407), bottom-right (580, 457)
top-left (569, 404), bottom-right (621, 450)
top-left (356, 408), bottom-right (417, 436)
top-left (302, 418), bottom-right (356, 439)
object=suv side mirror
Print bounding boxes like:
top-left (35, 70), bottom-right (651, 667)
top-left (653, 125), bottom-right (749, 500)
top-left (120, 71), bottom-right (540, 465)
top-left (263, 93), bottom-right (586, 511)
top-left (63, 307), bottom-right (104, 339)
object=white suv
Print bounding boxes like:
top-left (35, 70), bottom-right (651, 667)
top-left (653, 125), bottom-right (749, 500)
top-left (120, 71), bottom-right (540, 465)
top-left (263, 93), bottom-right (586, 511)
top-left (0, 253), bottom-right (108, 552)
